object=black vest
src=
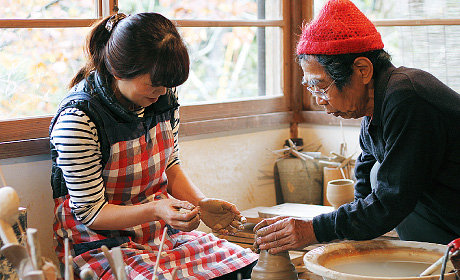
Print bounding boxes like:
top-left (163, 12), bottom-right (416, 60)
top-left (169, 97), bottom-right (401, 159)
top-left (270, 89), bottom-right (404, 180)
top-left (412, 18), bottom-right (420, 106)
top-left (49, 73), bottom-right (179, 199)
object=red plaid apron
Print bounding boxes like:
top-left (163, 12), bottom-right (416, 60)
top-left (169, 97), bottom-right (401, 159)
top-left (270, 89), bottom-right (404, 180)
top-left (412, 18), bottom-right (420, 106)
top-left (53, 119), bottom-right (257, 279)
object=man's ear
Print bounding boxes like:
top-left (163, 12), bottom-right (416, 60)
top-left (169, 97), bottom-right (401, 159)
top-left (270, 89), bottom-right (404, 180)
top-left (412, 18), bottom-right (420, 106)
top-left (353, 57), bottom-right (373, 85)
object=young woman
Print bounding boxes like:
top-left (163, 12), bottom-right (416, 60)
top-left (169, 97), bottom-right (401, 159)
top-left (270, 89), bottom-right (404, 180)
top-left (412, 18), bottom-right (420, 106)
top-left (50, 13), bottom-right (257, 279)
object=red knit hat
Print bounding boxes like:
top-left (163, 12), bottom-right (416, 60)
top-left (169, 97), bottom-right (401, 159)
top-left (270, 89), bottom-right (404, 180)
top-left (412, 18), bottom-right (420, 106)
top-left (296, 0), bottom-right (384, 55)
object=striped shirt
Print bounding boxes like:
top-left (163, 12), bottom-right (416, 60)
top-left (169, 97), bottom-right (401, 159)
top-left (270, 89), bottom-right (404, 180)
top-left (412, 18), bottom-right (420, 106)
top-left (50, 106), bottom-right (181, 226)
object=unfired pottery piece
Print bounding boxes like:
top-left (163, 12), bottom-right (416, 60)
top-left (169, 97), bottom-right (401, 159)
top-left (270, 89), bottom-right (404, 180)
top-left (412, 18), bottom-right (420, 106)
top-left (326, 179), bottom-right (354, 210)
top-left (251, 250), bottom-right (298, 280)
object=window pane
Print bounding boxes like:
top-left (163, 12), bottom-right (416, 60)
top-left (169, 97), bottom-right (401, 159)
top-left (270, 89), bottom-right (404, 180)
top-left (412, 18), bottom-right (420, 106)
top-left (118, 0), bottom-right (282, 20)
top-left (178, 26), bottom-right (282, 104)
top-left (314, 0), bottom-right (460, 20)
top-left (0, 28), bottom-right (89, 120)
top-left (379, 25), bottom-right (460, 93)
top-left (1, 0), bottom-right (96, 19)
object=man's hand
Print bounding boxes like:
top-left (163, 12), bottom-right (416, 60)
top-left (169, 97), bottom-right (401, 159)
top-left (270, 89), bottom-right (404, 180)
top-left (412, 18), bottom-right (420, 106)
top-left (253, 216), bottom-right (318, 254)
top-left (198, 198), bottom-right (246, 235)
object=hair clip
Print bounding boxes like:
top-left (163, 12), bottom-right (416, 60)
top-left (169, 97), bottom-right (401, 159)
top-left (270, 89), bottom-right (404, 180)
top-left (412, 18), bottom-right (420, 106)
top-left (105, 13), bottom-right (127, 33)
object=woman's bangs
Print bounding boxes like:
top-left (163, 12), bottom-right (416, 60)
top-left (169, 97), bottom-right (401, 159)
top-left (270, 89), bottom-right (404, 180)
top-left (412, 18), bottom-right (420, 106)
top-left (148, 47), bottom-right (189, 88)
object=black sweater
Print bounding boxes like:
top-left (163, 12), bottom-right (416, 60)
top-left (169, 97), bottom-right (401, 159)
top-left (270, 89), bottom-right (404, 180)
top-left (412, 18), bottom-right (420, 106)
top-left (313, 64), bottom-right (460, 243)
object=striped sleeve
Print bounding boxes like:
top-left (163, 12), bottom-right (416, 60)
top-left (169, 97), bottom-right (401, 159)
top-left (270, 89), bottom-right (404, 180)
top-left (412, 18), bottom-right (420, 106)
top-left (166, 105), bottom-right (181, 170)
top-left (50, 108), bottom-right (107, 226)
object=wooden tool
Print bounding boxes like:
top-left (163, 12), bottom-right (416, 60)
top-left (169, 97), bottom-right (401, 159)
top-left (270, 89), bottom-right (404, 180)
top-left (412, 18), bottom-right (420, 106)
top-left (64, 238), bottom-right (75, 280)
top-left (152, 227), bottom-right (168, 279)
top-left (101, 245), bottom-right (118, 280)
top-left (79, 268), bottom-right (95, 280)
top-left (0, 186), bottom-right (20, 228)
top-left (112, 247), bottom-right (127, 280)
top-left (27, 228), bottom-right (43, 271)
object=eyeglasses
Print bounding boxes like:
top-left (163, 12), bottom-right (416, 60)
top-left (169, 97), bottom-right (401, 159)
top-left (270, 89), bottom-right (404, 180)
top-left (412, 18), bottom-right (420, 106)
top-left (302, 77), bottom-right (335, 101)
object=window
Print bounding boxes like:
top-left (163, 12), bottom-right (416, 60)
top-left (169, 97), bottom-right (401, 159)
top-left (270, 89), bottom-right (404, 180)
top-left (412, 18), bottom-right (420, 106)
top-left (118, 0), bottom-right (283, 104)
top-left (0, 0), bottom-right (297, 159)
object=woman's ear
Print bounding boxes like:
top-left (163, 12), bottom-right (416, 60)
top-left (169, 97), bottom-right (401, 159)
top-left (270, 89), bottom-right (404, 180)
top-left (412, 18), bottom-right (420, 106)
top-left (353, 57), bottom-right (373, 85)
top-left (113, 75), bottom-right (122, 80)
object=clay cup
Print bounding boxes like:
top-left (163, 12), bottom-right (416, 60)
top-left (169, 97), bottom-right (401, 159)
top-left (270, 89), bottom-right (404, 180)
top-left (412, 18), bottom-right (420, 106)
top-left (326, 179), bottom-right (355, 210)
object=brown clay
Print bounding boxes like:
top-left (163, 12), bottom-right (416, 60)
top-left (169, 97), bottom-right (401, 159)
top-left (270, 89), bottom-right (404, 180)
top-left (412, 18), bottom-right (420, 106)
top-left (198, 198), bottom-right (243, 234)
top-left (251, 250), bottom-right (298, 280)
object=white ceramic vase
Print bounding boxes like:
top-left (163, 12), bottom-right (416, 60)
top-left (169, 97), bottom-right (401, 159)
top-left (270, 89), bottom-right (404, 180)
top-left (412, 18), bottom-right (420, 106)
top-left (326, 179), bottom-right (354, 210)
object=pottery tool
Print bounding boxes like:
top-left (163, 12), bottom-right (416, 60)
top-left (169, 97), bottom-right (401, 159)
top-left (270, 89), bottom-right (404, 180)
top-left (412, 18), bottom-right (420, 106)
top-left (42, 260), bottom-right (60, 280)
top-left (64, 238), bottom-right (73, 280)
top-left (67, 256), bottom-right (74, 280)
top-left (0, 186), bottom-right (22, 262)
top-left (0, 166), bottom-right (7, 187)
top-left (79, 268), bottom-right (95, 280)
top-left (112, 247), bottom-right (127, 280)
top-left (152, 226), bottom-right (168, 279)
top-left (0, 186), bottom-right (20, 230)
top-left (0, 186), bottom-right (39, 279)
top-left (171, 266), bottom-right (179, 280)
top-left (419, 251), bottom-right (452, 277)
top-left (1, 243), bottom-right (30, 273)
top-left (101, 245), bottom-right (118, 280)
top-left (27, 228), bottom-right (43, 271)
top-left (420, 238), bottom-right (460, 277)
top-left (287, 139), bottom-right (314, 160)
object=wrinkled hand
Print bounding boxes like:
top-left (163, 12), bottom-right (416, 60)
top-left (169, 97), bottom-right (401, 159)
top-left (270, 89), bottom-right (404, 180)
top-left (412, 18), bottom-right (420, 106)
top-left (152, 198), bottom-right (200, 232)
top-left (253, 216), bottom-right (318, 254)
top-left (198, 198), bottom-right (246, 235)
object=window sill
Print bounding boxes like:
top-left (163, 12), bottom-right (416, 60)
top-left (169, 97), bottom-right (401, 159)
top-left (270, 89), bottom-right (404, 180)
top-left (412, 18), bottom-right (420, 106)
top-left (0, 109), bottom-right (361, 159)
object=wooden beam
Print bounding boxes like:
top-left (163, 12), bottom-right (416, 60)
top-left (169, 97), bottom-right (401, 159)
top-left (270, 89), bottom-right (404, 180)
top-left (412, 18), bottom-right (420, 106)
top-left (180, 112), bottom-right (293, 137)
top-left (180, 97), bottom-right (288, 122)
top-left (0, 117), bottom-right (52, 142)
top-left (297, 111), bottom-right (361, 127)
top-left (0, 138), bottom-right (50, 160)
top-left (0, 19), bottom-right (284, 29)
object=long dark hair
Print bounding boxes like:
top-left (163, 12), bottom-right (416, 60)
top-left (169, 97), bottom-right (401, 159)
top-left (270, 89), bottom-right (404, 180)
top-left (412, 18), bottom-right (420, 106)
top-left (70, 13), bottom-right (190, 89)
top-left (298, 50), bottom-right (392, 91)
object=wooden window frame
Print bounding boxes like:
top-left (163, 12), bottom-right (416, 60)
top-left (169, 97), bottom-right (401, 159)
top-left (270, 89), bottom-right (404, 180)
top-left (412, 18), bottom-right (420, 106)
top-left (4, 2), bottom-right (457, 159)
top-left (0, 0), bottom-right (301, 159)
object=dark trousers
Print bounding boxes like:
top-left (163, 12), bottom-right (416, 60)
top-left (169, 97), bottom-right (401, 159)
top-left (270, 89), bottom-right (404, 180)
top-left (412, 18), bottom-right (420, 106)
top-left (396, 202), bottom-right (460, 245)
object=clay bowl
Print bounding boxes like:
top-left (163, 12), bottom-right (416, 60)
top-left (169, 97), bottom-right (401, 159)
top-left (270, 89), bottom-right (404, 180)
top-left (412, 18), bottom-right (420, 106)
top-left (304, 240), bottom-right (456, 280)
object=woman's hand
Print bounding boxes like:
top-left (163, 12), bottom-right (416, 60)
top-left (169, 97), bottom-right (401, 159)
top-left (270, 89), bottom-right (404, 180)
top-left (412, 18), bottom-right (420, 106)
top-left (151, 198), bottom-right (200, 232)
top-left (198, 198), bottom-right (246, 235)
top-left (253, 216), bottom-right (318, 254)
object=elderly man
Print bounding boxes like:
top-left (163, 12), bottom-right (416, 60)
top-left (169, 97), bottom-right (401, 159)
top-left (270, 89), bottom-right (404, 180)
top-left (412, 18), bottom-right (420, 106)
top-left (255, 0), bottom-right (460, 254)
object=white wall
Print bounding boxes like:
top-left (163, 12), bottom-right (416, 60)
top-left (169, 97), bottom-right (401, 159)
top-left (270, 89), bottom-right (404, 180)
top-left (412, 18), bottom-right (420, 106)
top-left (180, 126), bottom-right (290, 232)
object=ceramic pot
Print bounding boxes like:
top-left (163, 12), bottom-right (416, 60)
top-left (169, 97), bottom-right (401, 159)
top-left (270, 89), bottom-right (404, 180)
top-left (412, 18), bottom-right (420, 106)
top-left (323, 167), bottom-right (346, 206)
top-left (304, 240), bottom-right (457, 280)
top-left (251, 250), bottom-right (298, 280)
top-left (326, 179), bottom-right (354, 210)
